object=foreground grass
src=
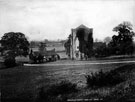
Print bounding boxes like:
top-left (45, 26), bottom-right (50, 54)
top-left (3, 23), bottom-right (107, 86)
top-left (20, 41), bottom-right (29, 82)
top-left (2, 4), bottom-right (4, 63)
top-left (69, 64), bottom-right (135, 102)
top-left (0, 61), bottom-right (135, 102)
top-left (35, 64), bottom-right (135, 102)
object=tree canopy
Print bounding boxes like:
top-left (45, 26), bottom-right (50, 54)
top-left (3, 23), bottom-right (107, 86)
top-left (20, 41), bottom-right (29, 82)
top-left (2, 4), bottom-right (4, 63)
top-left (108, 21), bottom-right (135, 55)
top-left (1, 32), bottom-right (29, 57)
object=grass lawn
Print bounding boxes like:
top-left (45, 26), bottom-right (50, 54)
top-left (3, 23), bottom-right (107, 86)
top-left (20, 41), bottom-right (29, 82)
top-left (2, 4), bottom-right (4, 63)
top-left (0, 60), bottom-right (134, 102)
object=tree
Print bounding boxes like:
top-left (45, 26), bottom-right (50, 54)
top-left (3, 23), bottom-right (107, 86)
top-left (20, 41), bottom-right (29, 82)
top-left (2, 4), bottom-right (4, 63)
top-left (39, 42), bottom-right (46, 53)
top-left (93, 42), bottom-right (109, 57)
top-left (44, 39), bottom-right (49, 43)
top-left (64, 35), bottom-right (71, 57)
top-left (103, 37), bottom-right (112, 45)
top-left (1, 32), bottom-right (29, 59)
top-left (109, 21), bottom-right (135, 55)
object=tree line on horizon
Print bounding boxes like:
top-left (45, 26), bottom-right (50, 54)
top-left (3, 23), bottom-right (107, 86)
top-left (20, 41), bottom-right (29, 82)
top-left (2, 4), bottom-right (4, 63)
top-left (65, 21), bottom-right (135, 58)
top-left (0, 21), bottom-right (135, 67)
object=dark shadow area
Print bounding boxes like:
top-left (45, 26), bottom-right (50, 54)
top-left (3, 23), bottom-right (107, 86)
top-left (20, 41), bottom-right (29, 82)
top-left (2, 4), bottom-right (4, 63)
top-left (76, 28), bottom-right (93, 58)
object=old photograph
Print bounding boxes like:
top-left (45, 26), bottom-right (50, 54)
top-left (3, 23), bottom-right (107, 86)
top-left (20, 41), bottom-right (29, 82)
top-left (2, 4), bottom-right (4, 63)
top-left (0, 0), bottom-right (135, 102)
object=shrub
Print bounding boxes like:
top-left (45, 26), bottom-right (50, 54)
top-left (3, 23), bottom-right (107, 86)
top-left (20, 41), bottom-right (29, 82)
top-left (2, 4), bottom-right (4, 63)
top-left (4, 58), bottom-right (16, 68)
top-left (85, 69), bottom-right (125, 88)
top-left (48, 80), bottom-right (77, 96)
top-left (37, 80), bottom-right (78, 102)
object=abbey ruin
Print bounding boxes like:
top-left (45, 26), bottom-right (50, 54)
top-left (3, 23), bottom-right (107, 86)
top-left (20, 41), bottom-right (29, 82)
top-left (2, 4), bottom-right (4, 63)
top-left (65, 24), bottom-right (93, 60)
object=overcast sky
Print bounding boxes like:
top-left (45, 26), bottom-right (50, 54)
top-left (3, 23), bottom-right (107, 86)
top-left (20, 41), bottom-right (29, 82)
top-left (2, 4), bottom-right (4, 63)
top-left (0, 0), bottom-right (135, 41)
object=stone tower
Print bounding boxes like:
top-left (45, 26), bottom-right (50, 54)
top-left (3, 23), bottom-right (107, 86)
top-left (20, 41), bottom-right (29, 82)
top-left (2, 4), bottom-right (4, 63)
top-left (70, 24), bottom-right (93, 60)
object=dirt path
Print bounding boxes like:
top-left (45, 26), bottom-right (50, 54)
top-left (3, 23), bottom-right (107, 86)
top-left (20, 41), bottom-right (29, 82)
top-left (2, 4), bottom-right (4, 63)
top-left (24, 59), bottom-right (135, 66)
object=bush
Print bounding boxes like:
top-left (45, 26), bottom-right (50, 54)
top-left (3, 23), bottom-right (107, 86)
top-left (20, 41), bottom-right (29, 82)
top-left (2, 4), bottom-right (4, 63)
top-left (85, 69), bottom-right (125, 88)
top-left (37, 80), bottom-right (78, 102)
top-left (4, 58), bottom-right (16, 68)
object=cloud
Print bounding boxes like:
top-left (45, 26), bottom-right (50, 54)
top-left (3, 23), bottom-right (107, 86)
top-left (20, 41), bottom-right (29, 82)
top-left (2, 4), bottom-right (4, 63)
top-left (0, 0), bottom-right (135, 40)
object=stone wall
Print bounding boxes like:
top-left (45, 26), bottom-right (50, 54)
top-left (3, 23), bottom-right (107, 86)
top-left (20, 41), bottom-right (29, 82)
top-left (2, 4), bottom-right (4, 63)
top-left (70, 25), bottom-right (93, 60)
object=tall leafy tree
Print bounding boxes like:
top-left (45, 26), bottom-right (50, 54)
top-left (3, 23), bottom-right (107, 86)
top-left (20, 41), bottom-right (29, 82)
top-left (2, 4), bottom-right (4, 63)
top-left (64, 35), bottom-right (71, 57)
top-left (109, 21), bottom-right (135, 55)
top-left (1, 32), bottom-right (30, 58)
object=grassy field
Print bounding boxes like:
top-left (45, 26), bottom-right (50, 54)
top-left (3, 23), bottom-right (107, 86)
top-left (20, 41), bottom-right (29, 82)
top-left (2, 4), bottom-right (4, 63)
top-left (1, 59), bottom-right (131, 101)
